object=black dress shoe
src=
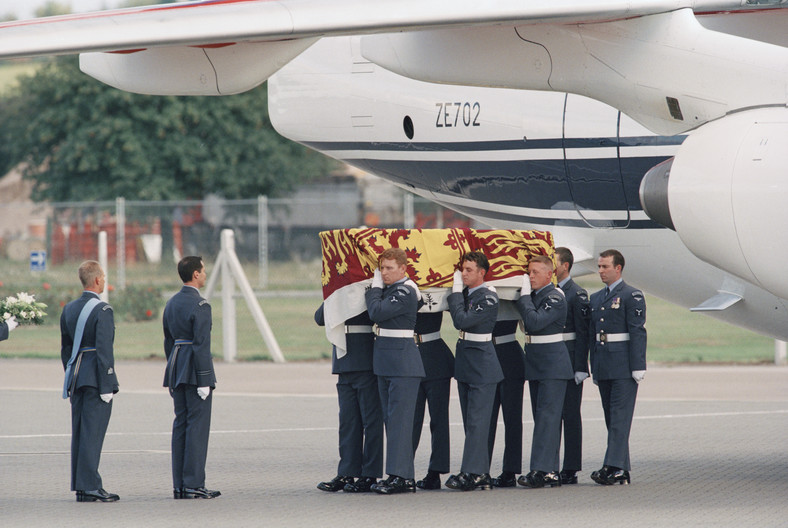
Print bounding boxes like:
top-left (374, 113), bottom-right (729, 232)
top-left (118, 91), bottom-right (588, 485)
top-left (517, 470), bottom-right (561, 488)
top-left (344, 476), bottom-right (376, 493)
top-left (181, 487), bottom-right (221, 499)
top-left (445, 472), bottom-right (492, 491)
top-left (559, 470), bottom-right (578, 485)
top-left (416, 471), bottom-right (442, 490)
top-left (492, 471), bottom-right (517, 488)
top-left (591, 465), bottom-right (630, 485)
top-left (76, 488), bottom-right (120, 502)
top-left (173, 488), bottom-right (183, 499)
top-left (370, 475), bottom-right (392, 493)
top-left (372, 476), bottom-right (416, 495)
top-left (317, 475), bottom-right (354, 492)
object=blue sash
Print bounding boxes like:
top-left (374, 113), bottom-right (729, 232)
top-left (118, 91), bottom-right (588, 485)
top-left (62, 297), bottom-right (101, 399)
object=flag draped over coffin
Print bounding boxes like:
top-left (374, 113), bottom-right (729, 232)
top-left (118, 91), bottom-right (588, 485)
top-left (319, 228), bottom-right (554, 351)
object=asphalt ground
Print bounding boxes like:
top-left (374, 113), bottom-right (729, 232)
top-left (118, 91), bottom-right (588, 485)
top-left (1, 359), bottom-right (787, 527)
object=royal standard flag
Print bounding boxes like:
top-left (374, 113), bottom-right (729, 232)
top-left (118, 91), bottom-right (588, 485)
top-left (319, 228), bottom-right (554, 350)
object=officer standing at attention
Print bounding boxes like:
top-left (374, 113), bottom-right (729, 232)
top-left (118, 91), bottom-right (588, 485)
top-left (365, 247), bottom-right (424, 494)
top-left (589, 249), bottom-right (647, 486)
top-left (163, 256), bottom-right (220, 499)
top-left (445, 251), bottom-right (503, 492)
top-left (60, 260), bottom-right (119, 502)
top-left (411, 310), bottom-right (455, 490)
top-left (314, 305), bottom-right (383, 493)
top-left (487, 300), bottom-right (526, 488)
top-left (554, 247), bottom-right (591, 485)
top-left (516, 255), bottom-right (573, 488)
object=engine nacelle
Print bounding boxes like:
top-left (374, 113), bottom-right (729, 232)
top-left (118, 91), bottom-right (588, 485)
top-left (80, 38), bottom-right (317, 96)
top-left (640, 107), bottom-right (788, 299)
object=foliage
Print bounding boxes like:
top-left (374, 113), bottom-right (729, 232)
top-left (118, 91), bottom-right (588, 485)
top-left (0, 56), bottom-right (336, 201)
top-left (109, 284), bottom-right (162, 322)
top-left (0, 281), bottom-right (160, 324)
top-left (0, 292), bottom-right (47, 325)
top-left (34, 1), bottom-right (71, 18)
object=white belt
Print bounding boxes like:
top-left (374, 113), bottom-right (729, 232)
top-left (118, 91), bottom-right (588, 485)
top-left (492, 333), bottom-right (517, 345)
top-left (345, 325), bottom-right (374, 334)
top-left (523, 334), bottom-right (564, 344)
top-left (415, 331), bottom-right (442, 344)
top-left (459, 331), bottom-right (492, 342)
top-left (562, 332), bottom-right (577, 341)
top-left (375, 328), bottom-right (415, 338)
top-left (596, 332), bottom-right (630, 343)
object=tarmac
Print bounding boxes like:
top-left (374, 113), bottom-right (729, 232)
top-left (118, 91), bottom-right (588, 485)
top-left (1, 358), bottom-right (787, 527)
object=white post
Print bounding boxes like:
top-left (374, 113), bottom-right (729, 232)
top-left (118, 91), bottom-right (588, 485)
top-left (775, 340), bottom-right (787, 366)
top-left (258, 195), bottom-right (268, 289)
top-left (224, 237), bottom-right (286, 363)
top-left (116, 197), bottom-right (126, 290)
top-left (221, 231), bottom-right (237, 362)
top-left (98, 231), bottom-right (109, 303)
top-left (404, 193), bottom-right (414, 229)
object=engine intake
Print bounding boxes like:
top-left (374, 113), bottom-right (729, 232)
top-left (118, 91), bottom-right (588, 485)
top-left (639, 107), bottom-right (788, 299)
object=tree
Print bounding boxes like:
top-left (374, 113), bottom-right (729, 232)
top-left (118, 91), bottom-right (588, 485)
top-left (0, 56), bottom-right (335, 201)
top-left (34, 2), bottom-right (71, 18)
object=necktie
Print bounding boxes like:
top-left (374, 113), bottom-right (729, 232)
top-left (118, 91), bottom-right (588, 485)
top-left (462, 288), bottom-right (469, 310)
top-left (605, 287), bottom-right (610, 296)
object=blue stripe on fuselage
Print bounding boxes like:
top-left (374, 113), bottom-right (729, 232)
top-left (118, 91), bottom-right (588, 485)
top-left (302, 136), bottom-right (684, 229)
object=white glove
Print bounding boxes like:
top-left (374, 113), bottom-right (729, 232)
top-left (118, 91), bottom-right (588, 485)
top-left (197, 386), bottom-right (211, 400)
top-left (574, 371), bottom-right (589, 385)
top-left (520, 273), bottom-right (531, 296)
top-left (5, 316), bottom-right (18, 332)
top-left (403, 279), bottom-right (422, 300)
top-left (371, 269), bottom-right (384, 289)
top-left (100, 393), bottom-right (113, 403)
top-left (452, 270), bottom-right (463, 293)
top-left (632, 370), bottom-right (646, 384)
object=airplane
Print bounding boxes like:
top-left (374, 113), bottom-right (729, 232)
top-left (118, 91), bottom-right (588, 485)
top-left (1, 0), bottom-right (788, 341)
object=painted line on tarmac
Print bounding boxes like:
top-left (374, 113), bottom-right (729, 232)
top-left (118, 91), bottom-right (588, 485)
top-left (2, 409), bottom-right (786, 441)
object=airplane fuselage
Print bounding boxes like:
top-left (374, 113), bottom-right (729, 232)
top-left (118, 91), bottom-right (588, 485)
top-left (269, 37), bottom-right (788, 341)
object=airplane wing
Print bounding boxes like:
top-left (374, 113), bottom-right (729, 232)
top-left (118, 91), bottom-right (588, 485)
top-left (0, 0), bottom-right (737, 58)
top-left (0, 0), bottom-right (786, 134)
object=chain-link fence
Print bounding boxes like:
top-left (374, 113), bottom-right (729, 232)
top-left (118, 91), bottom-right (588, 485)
top-left (0, 181), bottom-right (473, 303)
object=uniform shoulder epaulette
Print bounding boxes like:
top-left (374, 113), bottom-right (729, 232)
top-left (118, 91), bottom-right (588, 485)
top-left (198, 299), bottom-right (210, 307)
top-left (483, 295), bottom-right (498, 306)
top-left (577, 290), bottom-right (589, 302)
top-left (631, 290), bottom-right (644, 302)
top-left (392, 285), bottom-right (411, 296)
top-left (102, 304), bottom-right (113, 311)
top-left (547, 292), bottom-right (564, 303)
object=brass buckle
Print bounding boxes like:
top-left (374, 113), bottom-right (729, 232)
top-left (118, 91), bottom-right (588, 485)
top-left (599, 331), bottom-right (607, 343)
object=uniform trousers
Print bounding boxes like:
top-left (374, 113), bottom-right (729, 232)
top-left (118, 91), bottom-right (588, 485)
top-left (171, 385), bottom-right (212, 489)
top-left (378, 376), bottom-right (421, 479)
top-left (412, 377), bottom-right (451, 474)
top-left (70, 386), bottom-right (112, 491)
top-left (528, 379), bottom-right (568, 473)
top-left (336, 371), bottom-right (383, 478)
top-left (597, 378), bottom-right (638, 471)
top-left (457, 381), bottom-right (497, 475)
top-left (561, 380), bottom-right (584, 471)
top-left (487, 377), bottom-right (525, 474)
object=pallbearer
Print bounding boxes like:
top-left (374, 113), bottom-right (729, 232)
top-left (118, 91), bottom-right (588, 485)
top-left (516, 255), bottom-right (572, 489)
top-left (445, 251), bottom-right (503, 492)
top-left (365, 247), bottom-right (424, 495)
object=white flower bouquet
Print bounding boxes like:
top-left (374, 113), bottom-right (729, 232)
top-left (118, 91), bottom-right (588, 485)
top-left (1, 292), bottom-right (47, 325)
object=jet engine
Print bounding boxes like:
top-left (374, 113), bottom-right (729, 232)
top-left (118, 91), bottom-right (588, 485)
top-left (639, 107), bottom-right (788, 299)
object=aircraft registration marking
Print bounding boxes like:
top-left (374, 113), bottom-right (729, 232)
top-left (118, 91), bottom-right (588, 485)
top-left (435, 102), bottom-right (480, 128)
